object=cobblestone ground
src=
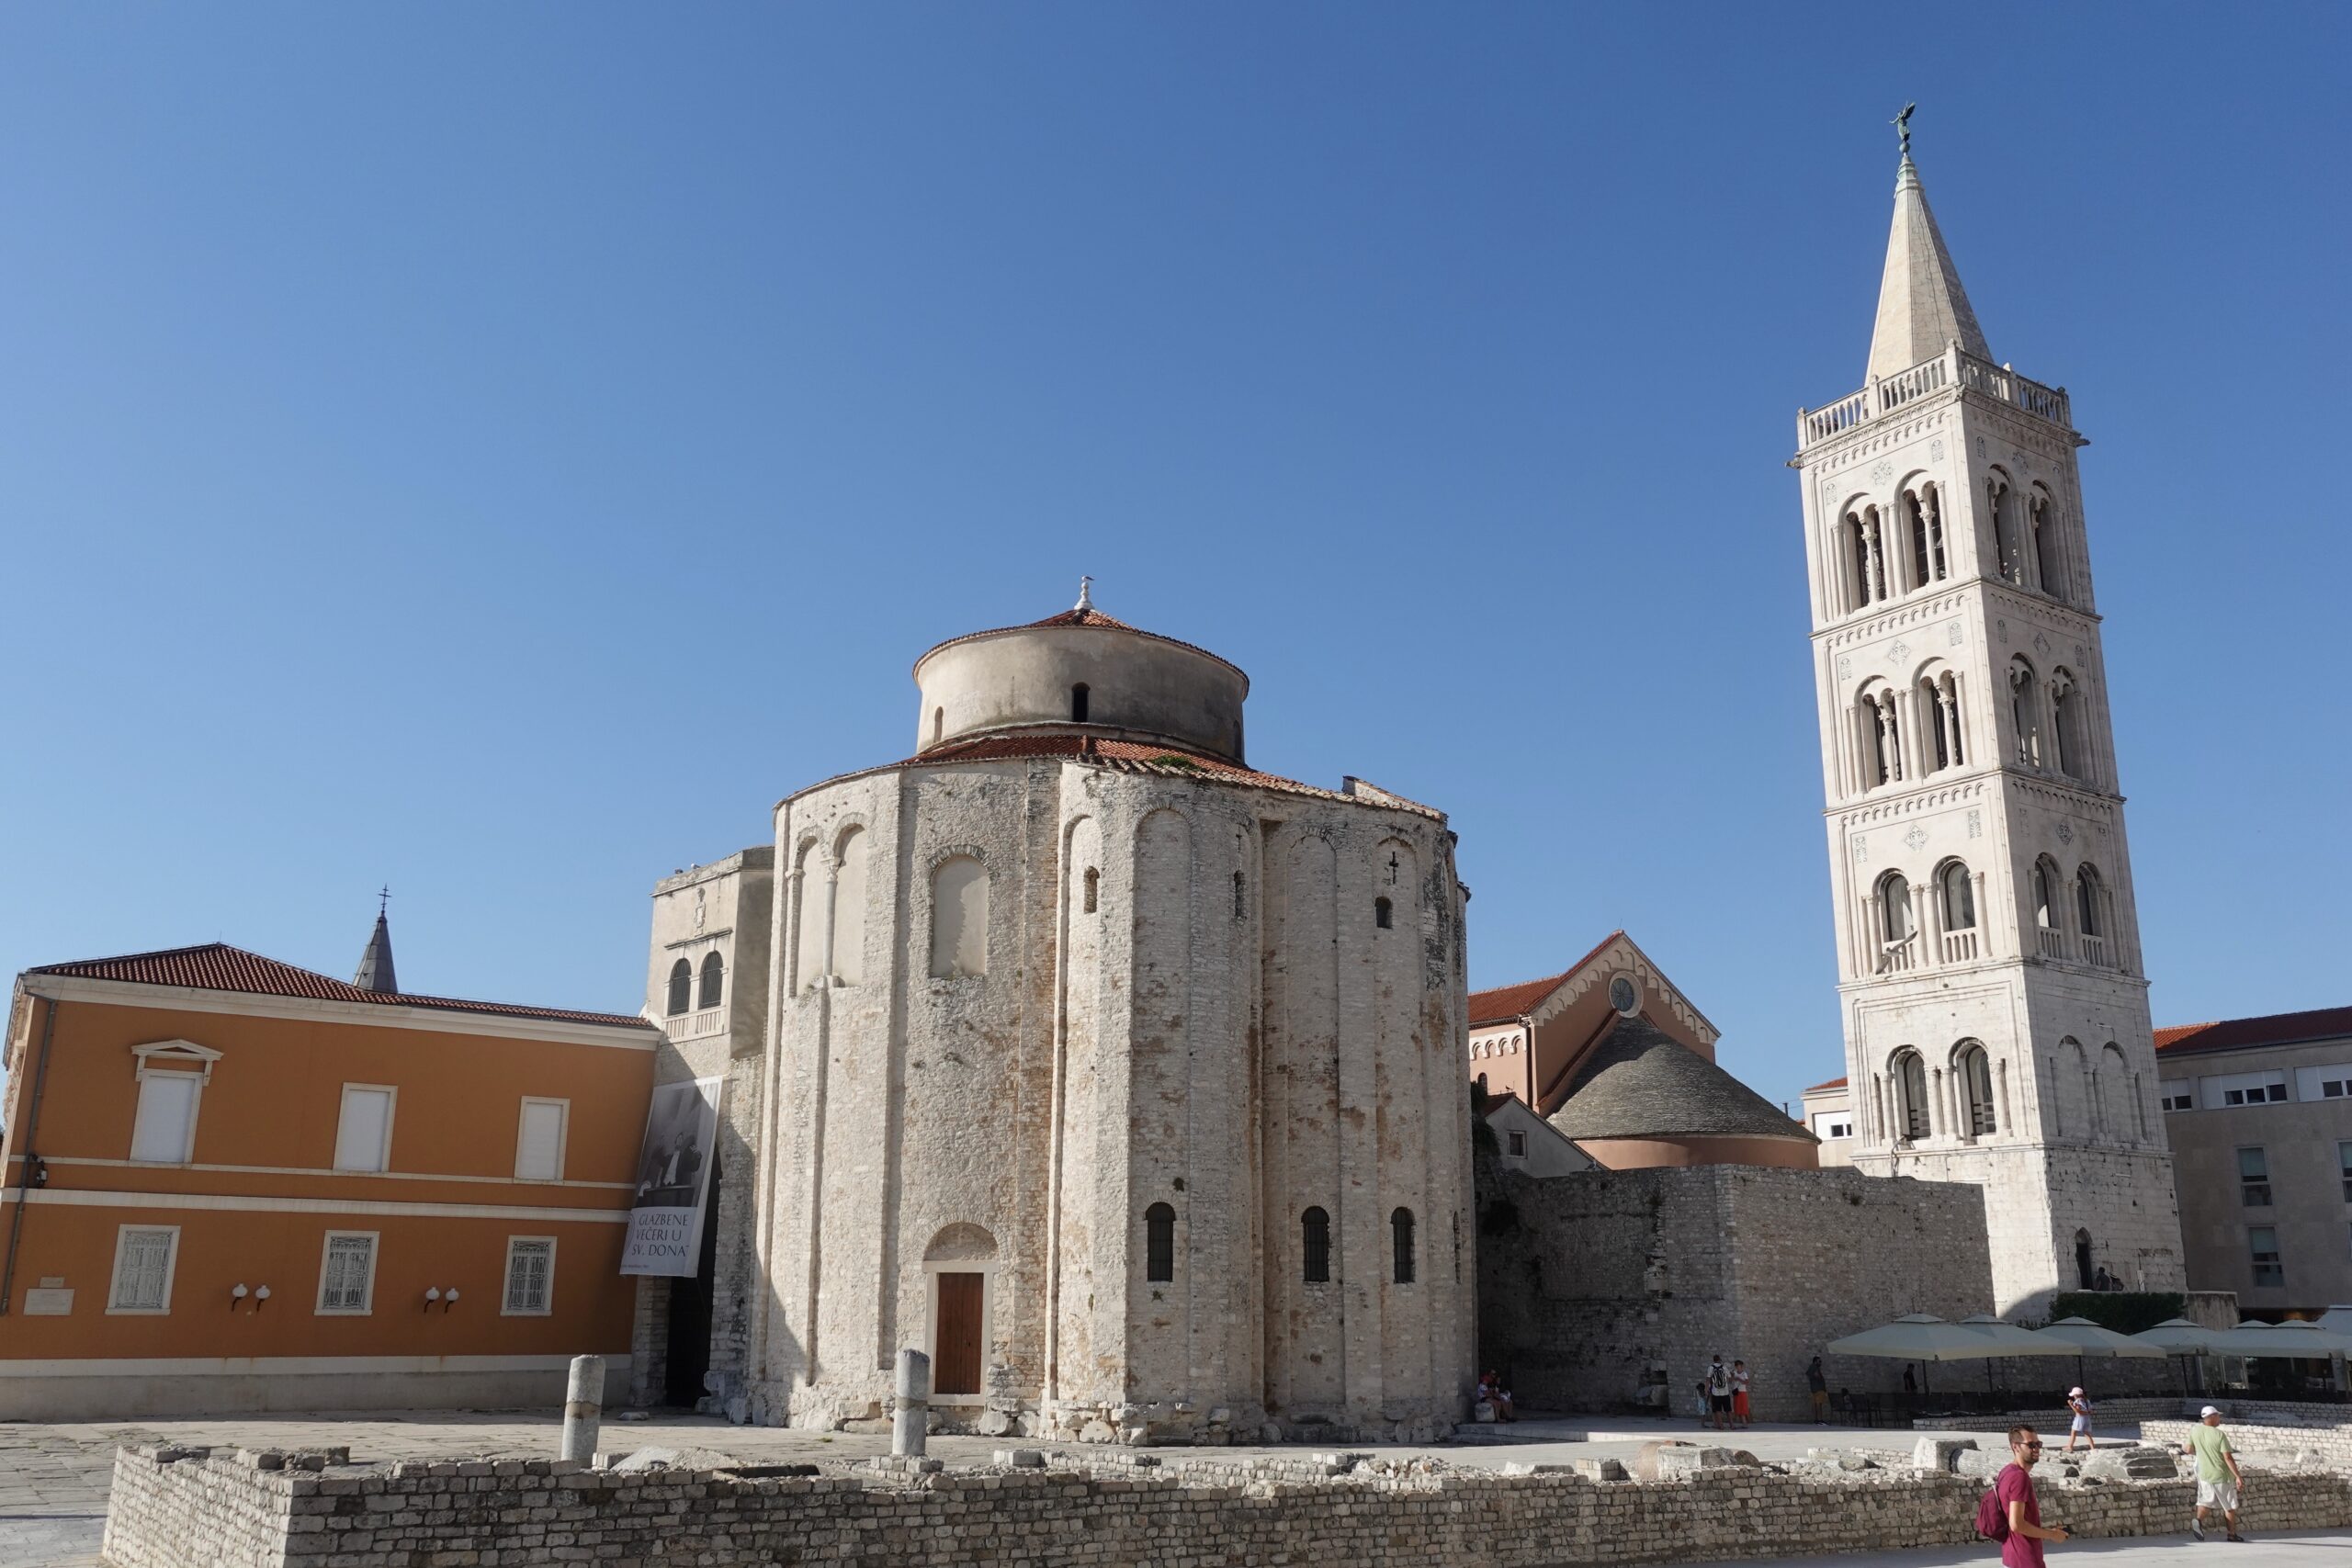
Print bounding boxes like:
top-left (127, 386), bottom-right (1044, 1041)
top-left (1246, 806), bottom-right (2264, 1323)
top-left (4, 1411), bottom-right (2338, 1567)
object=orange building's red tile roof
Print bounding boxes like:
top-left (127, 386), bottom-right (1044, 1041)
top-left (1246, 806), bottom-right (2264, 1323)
top-left (2153, 1005), bottom-right (2352, 1056)
top-left (1805, 1075), bottom-right (1850, 1092)
top-left (30, 942), bottom-right (652, 1031)
top-left (1467, 931), bottom-right (1626, 1026)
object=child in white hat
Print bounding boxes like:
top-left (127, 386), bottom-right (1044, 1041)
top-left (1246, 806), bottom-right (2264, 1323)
top-left (2064, 1386), bottom-right (2094, 1452)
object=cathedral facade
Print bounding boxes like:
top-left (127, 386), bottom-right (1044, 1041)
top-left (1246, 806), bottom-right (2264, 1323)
top-left (1792, 149), bottom-right (2186, 1313)
top-left (667, 592), bottom-right (1476, 1441)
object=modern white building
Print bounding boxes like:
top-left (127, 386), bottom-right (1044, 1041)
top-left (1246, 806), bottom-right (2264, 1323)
top-left (1791, 141), bottom-right (2186, 1314)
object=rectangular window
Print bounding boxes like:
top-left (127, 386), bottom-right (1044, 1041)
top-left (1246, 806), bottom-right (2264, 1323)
top-left (514, 1098), bottom-right (569, 1182)
top-left (333, 1086), bottom-right (396, 1172)
top-left (2340, 1142), bottom-right (2352, 1204)
top-left (2239, 1146), bottom-right (2272, 1208)
top-left (129, 1072), bottom-right (202, 1164)
top-left (2249, 1226), bottom-right (2284, 1288)
top-left (1507, 1130), bottom-right (1529, 1157)
top-left (1826, 1118), bottom-right (1853, 1139)
top-left (107, 1225), bottom-right (179, 1314)
top-left (2294, 1064), bottom-right (2352, 1100)
top-left (502, 1237), bottom-right (555, 1315)
top-left (317, 1232), bottom-right (379, 1314)
top-left (2160, 1089), bottom-right (2194, 1112)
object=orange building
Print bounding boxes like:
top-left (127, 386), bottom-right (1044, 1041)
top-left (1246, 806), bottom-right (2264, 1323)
top-left (0, 924), bottom-right (660, 1418)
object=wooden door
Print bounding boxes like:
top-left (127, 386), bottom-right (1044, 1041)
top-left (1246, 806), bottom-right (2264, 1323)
top-left (933, 1272), bottom-right (984, 1395)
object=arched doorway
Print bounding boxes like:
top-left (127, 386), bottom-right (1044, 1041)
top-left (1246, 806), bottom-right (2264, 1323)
top-left (664, 1149), bottom-right (719, 1406)
top-left (923, 1223), bottom-right (998, 1399)
top-left (2074, 1228), bottom-right (2094, 1292)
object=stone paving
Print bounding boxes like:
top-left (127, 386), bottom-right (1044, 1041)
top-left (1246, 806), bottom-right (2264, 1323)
top-left (0, 1409), bottom-right (2336, 1567)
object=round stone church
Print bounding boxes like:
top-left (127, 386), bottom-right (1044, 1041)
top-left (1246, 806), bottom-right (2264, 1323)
top-left (750, 588), bottom-right (1475, 1442)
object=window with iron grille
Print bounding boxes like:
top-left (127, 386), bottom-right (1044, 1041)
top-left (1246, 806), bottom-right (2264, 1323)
top-left (503, 1238), bottom-right (554, 1315)
top-left (317, 1232), bottom-right (378, 1314)
top-left (108, 1226), bottom-right (177, 1313)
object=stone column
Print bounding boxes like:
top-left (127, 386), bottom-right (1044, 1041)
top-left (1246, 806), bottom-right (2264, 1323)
top-left (560, 1355), bottom-right (604, 1463)
top-left (892, 1348), bottom-right (931, 1458)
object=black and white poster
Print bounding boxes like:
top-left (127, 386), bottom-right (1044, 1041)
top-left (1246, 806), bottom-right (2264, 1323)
top-left (618, 1076), bottom-right (723, 1277)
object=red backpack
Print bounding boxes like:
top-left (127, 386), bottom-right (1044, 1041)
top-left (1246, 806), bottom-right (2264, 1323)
top-left (1975, 1472), bottom-right (2012, 1541)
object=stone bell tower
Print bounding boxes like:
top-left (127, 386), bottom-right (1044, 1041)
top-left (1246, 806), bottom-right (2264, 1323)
top-left (1791, 128), bottom-right (2184, 1314)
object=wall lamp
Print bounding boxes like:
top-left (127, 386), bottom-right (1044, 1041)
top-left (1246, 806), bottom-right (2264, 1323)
top-left (424, 1287), bottom-right (460, 1313)
top-left (232, 1283), bottom-right (270, 1314)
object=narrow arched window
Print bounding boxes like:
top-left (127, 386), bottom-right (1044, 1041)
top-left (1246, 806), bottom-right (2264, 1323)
top-left (1920, 670), bottom-right (1962, 772)
top-left (1959, 1043), bottom-right (1996, 1136)
top-left (1391, 1207), bottom-right (1416, 1283)
top-left (1844, 511), bottom-right (1871, 611)
top-left (1939, 861), bottom-right (1976, 931)
top-left (831, 828), bottom-right (869, 985)
top-left (2009, 659), bottom-right (2042, 769)
top-left (2031, 492), bottom-right (2066, 601)
top-left (1374, 896), bottom-right (1393, 930)
top-left (1301, 1206), bottom-right (1330, 1283)
top-left (2034, 858), bottom-right (2062, 928)
top-left (1145, 1201), bottom-right (1175, 1283)
top-left (1904, 490), bottom-right (1930, 591)
top-left (1070, 682), bottom-right (1090, 723)
top-left (1082, 866), bottom-right (1100, 915)
top-left (1876, 871), bottom-right (1915, 971)
top-left (665, 958), bottom-right (693, 1017)
top-left (2051, 671), bottom-right (2084, 781)
top-left (698, 951), bottom-right (725, 1010)
top-left (1232, 870), bottom-right (1246, 920)
top-left (931, 706), bottom-right (944, 746)
top-left (1894, 1051), bottom-right (1930, 1140)
top-left (1990, 474), bottom-right (2025, 586)
top-left (2075, 863), bottom-right (2106, 961)
top-left (930, 855), bottom-right (989, 979)
top-left (1859, 685), bottom-right (1900, 788)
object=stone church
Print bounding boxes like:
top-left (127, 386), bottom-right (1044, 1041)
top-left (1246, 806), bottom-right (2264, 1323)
top-left (636, 591), bottom-right (1476, 1441)
top-left (1792, 145), bottom-right (2186, 1312)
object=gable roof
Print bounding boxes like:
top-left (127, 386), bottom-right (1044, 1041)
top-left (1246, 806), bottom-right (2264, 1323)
top-left (1468, 931), bottom-right (1627, 1026)
top-left (1544, 1015), bottom-right (1815, 1145)
top-left (28, 942), bottom-right (651, 1032)
top-left (2154, 1005), bottom-right (2352, 1057)
top-left (1804, 1075), bottom-right (1850, 1093)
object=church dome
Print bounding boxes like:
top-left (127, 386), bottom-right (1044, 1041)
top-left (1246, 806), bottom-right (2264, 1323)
top-left (910, 582), bottom-right (1250, 764)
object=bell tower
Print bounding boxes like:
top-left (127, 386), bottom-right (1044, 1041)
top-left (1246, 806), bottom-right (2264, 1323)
top-left (1792, 130), bottom-right (2184, 1314)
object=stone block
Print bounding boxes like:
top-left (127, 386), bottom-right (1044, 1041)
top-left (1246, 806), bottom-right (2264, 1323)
top-left (1913, 1438), bottom-right (1979, 1472)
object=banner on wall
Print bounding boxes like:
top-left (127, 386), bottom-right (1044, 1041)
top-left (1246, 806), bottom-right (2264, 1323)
top-left (618, 1076), bottom-right (724, 1277)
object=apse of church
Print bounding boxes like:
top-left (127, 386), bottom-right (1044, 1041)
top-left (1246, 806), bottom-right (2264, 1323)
top-left (730, 589), bottom-right (1475, 1442)
top-left (1792, 136), bottom-right (2185, 1314)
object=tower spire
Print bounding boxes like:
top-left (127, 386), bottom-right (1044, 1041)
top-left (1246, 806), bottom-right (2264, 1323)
top-left (353, 892), bottom-right (399, 995)
top-left (1864, 118), bottom-right (1990, 382)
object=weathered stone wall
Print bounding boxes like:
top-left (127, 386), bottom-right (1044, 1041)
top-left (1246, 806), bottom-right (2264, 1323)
top-left (1479, 1160), bottom-right (1993, 1422)
top-left (100, 1444), bottom-right (2352, 1568)
top-left (758, 755), bottom-right (1474, 1441)
top-left (2145, 1417), bottom-right (2352, 1468)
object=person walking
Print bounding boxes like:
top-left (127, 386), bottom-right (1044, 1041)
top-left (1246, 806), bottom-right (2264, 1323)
top-left (1988, 1426), bottom-right (2069, 1567)
top-left (1730, 1359), bottom-right (1752, 1429)
top-left (2063, 1387), bottom-right (2094, 1453)
top-left (1705, 1354), bottom-right (1733, 1432)
top-left (2184, 1405), bottom-right (2246, 1543)
top-left (1806, 1356), bottom-right (1828, 1425)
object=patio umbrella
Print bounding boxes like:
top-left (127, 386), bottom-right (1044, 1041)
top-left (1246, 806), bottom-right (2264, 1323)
top-left (2131, 1318), bottom-right (2222, 1394)
top-left (1956, 1314), bottom-right (2074, 1393)
top-left (1826, 1313), bottom-right (2019, 1394)
top-left (2031, 1315), bottom-right (2166, 1393)
top-left (2206, 1319), bottom-right (2352, 1358)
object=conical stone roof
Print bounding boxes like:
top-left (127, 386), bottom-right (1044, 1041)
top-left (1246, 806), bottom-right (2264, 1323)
top-left (1866, 156), bottom-right (1990, 382)
top-left (1546, 1015), bottom-right (1815, 1145)
top-left (353, 910), bottom-right (399, 995)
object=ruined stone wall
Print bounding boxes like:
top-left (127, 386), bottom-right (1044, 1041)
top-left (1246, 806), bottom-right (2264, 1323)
top-left (100, 1444), bottom-right (2352, 1568)
top-left (1478, 1161), bottom-right (1993, 1422)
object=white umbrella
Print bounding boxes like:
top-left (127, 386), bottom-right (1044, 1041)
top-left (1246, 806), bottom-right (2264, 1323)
top-left (2032, 1316), bottom-right (2167, 1358)
top-left (1956, 1314), bottom-right (2075, 1394)
top-left (2207, 1319), bottom-right (2352, 1358)
top-left (1827, 1314), bottom-right (2025, 1362)
top-left (2132, 1318), bottom-right (2222, 1354)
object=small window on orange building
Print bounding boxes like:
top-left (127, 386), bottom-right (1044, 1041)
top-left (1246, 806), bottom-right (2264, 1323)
top-left (130, 1073), bottom-right (201, 1164)
top-left (503, 1237), bottom-right (556, 1315)
top-left (514, 1099), bottom-right (568, 1182)
top-left (317, 1232), bottom-right (379, 1314)
top-left (107, 1225), bottom-right (179, 1314)
top-left (334, 1087), bottom-right (396, 1173)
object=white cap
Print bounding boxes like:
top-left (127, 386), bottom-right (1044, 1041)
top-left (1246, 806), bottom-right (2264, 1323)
top-left (2201, 1404), bottom-right (2222, 1418)
top-left (2069, 1386), bottom-right (2083, 1397)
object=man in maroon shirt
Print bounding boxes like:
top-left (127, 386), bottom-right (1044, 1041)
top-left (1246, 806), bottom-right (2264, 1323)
top-left (1997, 1427), bottom-right (2071, 1566)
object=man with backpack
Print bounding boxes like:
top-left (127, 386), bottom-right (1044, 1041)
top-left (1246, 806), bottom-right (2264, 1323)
top-left (1978, 1426), bottom-right (2069, 1566)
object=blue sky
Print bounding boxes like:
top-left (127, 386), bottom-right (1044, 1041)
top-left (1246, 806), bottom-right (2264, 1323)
top-left (3, 5), bottom-right (2346, 1113)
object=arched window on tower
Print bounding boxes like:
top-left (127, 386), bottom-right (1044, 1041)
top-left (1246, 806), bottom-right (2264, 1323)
top-left (1893, 1050), bottom-right (1931, 1142)
top-left (1919, 668), bottom-right (1964, 772)
top-left (2008, 658), bottom-right (2043, 769)
top-left (1144, 1202), bottom-right (1175, 1283)
top-left (2076, 863), bottom-right (2109, 966)
top-left (698, 951), bottom-right (725, 1010)
top-left (1958, 1041), bottom-right (1996, 1137)
top-left (1904, 481), bottom-right (1947, 586)
top-left (2033, 856), bottom-right (2067, 959)
top-left (665, 958), bottom-right (693, 1017)
top-left (1875, 870), bottom-right (1916, 973)
top-left (2050, 670), bottom-right (2085, 783)
top-left (931, 706), bottom-right (944, 747)
top-left (1391, 1207), bottom-right (1416, 1283)
top-left (929, 855), bottom-right (989, 979)
top-left (1842, 504), bottom-right (1886, 611)
top-left (830, 828), bottom-right (869, 985)
top-left (1374, 896), bottom-right (1393, 930)
top-left (2030, 491), bottom-right (2067, 602)
top-left (1069, 682), bottom-right (1090, 723)
top-left (1989, 471), bottom-right (2026, 586)
top-left (1858, 683), bottom-right (1902, 790)
top-left (1939, 860), bottom-right (1978, 962)
top-left (1301, 1207), bottom-right (1331, 1283)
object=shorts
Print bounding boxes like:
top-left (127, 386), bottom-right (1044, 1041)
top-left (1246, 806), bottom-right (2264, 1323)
top-left (1710, 1393), bottom-right (1731, 1413)
top-left (1810, 1389), bottom-right (1827, 1405)
top-left (1732, 1392), bottom-right (1750, 1417)
top-left (2198, 1477), bottom-right (2240, 1511)
top-left (2071, 1416), bottom-right (2090, 1433)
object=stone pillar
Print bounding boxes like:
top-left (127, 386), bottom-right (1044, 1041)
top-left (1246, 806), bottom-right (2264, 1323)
top-left (560, 1354), bottom-right (604, 1463)
top-left (893, 1348), bottom-right (931, 1458)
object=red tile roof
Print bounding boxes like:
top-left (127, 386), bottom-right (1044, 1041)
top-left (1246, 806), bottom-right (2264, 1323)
top-left (1804, 1075), bottom-right (1850, 1092)
top-left (800, 732), bottom-right (1445, 819)
top-left (2153, 1005), bottom-right (2352, 1056)
top-left (29, 942), bottom-right (653, 1032)
top-left (914, 601), bottom-right (1248, 683)
top-left (1468, 931), bottom-right (1626, 1025)
top-left (1024, 606), bottom-right (1139, 632)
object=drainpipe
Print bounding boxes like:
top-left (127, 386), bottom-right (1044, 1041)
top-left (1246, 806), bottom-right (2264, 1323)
top-left (0, 994), bottom-right (60, 1316)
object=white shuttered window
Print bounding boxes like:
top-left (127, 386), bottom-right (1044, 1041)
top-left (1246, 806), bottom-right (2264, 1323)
top-left (130, 1073), bottom-right (201, 1163)
top-left (108, 1226), bottom-right (178, 1312)
top-left (514, 1099), bottom-right (568, 1181)
top-left (318, 1232), bottom-right (378, 1313)
top-left (333, 1087), bottom-right (395, 1172)
top-left (503, 1237), bottom-right (555, 1314)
